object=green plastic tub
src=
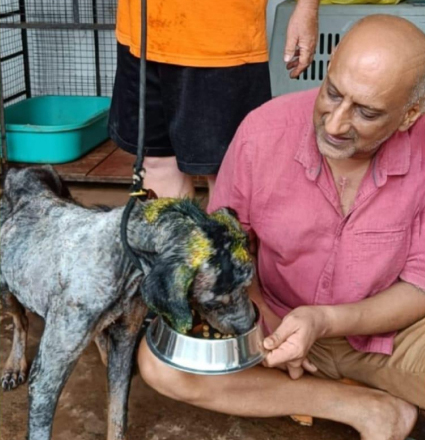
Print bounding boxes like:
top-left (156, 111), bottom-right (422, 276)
top-left (4, 96), bottom-right (111, 163)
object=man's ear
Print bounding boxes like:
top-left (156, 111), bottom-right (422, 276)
top-left (399, 102), bottom-right (422, 132)
top-left (141, 255), bottom-right (195, 334)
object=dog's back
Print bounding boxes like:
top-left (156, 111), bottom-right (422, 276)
top-left (0, 166), bottom-right (124, 317)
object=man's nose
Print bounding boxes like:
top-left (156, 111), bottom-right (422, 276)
top-left (324, 103), bottom-right (351, 136)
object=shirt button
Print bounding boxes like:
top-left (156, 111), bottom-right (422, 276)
top-left (322, 280), bottom-right (330, 289)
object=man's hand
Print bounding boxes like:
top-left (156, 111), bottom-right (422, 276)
top-left (284, 3), bottom-right (319, 78)
top-left (262, 306), bottom-right (326, 379)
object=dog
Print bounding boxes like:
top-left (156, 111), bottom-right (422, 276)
top-left (0, 166), bottom-right (255, 440)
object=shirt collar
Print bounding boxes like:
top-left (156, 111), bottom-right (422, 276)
top-left (371, 129), bottom-right (411, 187)
top-left (294, 122), bottom-right (322, 182)
top-left (294, 122), bottom-right (411, 187)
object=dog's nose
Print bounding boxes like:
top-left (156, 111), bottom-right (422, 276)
top-left (231, 300), bottom-right (256, 334)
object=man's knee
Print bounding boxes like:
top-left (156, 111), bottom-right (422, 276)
top-left (138, 338), bottom-right (203, 404)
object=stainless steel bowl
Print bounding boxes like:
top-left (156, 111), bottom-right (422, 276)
top-left (146, 314), bottom-right (266, 375)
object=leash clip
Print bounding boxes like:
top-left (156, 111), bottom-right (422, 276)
top-left (129, 188), bottom-right (158, 201)
top-left (129, 167), bottom-right (158, 200)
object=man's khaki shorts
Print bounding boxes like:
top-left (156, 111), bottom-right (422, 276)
top-left (307, 317), bottom-right (425, 409)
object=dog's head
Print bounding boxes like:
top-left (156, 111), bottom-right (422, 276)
top-left (1, 166), bottom-right (73, 222)
top-left (3, 166), bottom-right (71, 201)
top-left (140, 200), bottom-right (255, 335)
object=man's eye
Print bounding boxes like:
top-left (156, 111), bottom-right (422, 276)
top-left (359, 109), bottom-right (379, 120)
top-left (327, 88), bottom-right (340, 100)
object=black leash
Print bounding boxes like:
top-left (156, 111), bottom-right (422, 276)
top-left (120, 0), bottom-right (155, 272)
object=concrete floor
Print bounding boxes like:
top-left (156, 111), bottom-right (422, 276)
top-left (1, 183), bottom-right (424, 440)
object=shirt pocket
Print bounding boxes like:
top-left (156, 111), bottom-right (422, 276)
top-left (349, 226), bottom-right (410, 299)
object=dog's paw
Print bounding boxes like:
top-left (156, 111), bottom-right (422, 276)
top-left (1, 369), bottom-right (27, 391)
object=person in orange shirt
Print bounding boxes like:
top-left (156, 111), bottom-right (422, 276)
top-left (109, 0), bottom-right (319, 197)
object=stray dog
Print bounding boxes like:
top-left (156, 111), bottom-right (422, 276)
top-left (0, 166), bottom-right (255, 440)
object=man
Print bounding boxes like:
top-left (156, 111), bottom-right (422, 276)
top-left (138, 15), bottom-right (425, 440)
top-left (109, 0), bottom-right (319, 198)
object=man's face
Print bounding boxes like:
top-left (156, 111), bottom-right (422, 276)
top-left (313, 56), bottom-right (412, 161)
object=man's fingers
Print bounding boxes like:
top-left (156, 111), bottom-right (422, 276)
top-left (263, 348), bottom-right (290, 367)
top-left (286, 57), bottom-right (299, 71)
top-left (287, 364), bottom-right (305, 380)
top-left (301, 358), bottom-right (318, 373)
top-left (263, 325), bottom-right (293, 350)
top-left (263, 339), bottom-right (301, 367)
top-left (284, 38), bottom-right (299, 63)
top-left (289, 46), bottom-right (315, 78)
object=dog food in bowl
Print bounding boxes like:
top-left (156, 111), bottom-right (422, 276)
top-left (147, 303), bottom-right (266, 375)
top-left (188, 310), bottom-right (235, 339)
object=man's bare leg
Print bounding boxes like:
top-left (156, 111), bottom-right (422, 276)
top-left (206, 175), bottom-right (216, 199)
top-left (143, 157), bottom-right (195, 198)
top-left (138, 338), bottom-right (417, 440)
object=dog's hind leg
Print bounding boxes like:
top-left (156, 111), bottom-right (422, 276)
top-left (94, 331), bottom-right (109, 367)
top-left (1, 293), bottom-right (29, 390)
top-left (27, 306), bottom-right (98, 440)
top-left (106, 298), bottom-right (147, 440)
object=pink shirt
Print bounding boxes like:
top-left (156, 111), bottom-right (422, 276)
top-left (208, 88), bottom-right (425, 355)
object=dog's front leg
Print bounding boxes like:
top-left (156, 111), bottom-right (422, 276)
top-left (27, 306), bottom-right (96, 440)
top-left (107, 298), bottom-right (147, 440)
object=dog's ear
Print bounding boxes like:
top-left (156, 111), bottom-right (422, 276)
top-left (209, 208), bottom-right (251, 265)
top-left (37, 165), bottom-right (72, 199)
top-left (141, 257), bottom-right (196, 333)
top-left (141, 229), bottom-right (214, 333)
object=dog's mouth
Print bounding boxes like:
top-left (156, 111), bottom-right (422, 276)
top-left (190, 298), bottom-right (256, 336)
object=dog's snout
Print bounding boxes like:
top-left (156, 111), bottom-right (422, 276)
top-left (203, 297), bottom-right (256, 335)
top-left (230, 299), bottom-right (256, 334)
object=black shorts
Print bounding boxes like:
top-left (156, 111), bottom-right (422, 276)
top-left (108, 43), bottom-right (271, 175)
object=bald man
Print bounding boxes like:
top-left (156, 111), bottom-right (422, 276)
top-left (138, 15), bottom-right (425, 440)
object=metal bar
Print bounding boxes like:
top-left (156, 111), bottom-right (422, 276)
top-left (0, 10), bottom-right (20, 19)
top-left (0, 54), bottom-right (7, 166)
top-left (1, 51), bottom-right (24, 62)
top-left (19, 0), bottom-right (31, 98)
top-left (92, 0), bottom-right (101, 96)
top-left (0, 22), bottom-right (115, 30)
top-left (4, 91), bottom-right (26, 103)
top-left (73, 0), bottom-right (80, 24)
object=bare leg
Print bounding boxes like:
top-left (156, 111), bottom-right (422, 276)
top-left (1, 293), bottom-right (29, 390)
top-left (206, 175), bottom-right (216, 199)
top-left (138, 338), bottom-right (417, 440)
top-left (143, 157), bottom-right (195, 198)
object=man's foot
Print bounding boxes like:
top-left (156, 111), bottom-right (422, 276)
top-left (356, 392), bottom-right (417, 440)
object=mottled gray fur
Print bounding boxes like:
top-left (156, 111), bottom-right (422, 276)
top-left (0, 166), bottom-right (255, 440)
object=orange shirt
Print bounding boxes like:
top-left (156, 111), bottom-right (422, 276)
top-left (116, 0), bottom-right (268, 67)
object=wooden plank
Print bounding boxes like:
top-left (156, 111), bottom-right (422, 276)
top-left (6, 139), bottom-right (208, 187)
top-left (88, 149), bottom-right (208, 187)
top-left (53, 140), bottom-right (117, 181)
top-left (88, 148), bottom-right (134, 182)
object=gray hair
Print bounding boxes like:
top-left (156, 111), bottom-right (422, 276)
top-left (407, 72), bottom-right (425, 113)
